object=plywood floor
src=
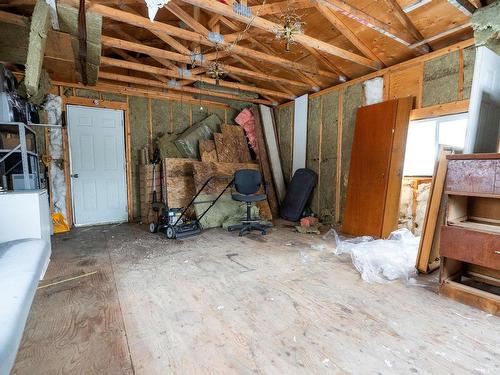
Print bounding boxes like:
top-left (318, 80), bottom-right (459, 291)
top-left (12, 224), bottom-right (500, 375)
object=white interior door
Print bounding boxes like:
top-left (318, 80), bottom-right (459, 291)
top-left (465, 46), bottom-right (500, 153)
top-left (67, 105), bottom-right (128, 226)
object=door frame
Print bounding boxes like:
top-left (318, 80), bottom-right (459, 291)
top-left (65, 98), bottom-right (130, 226)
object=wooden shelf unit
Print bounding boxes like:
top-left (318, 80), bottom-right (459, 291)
top-left (439, 154), bottom-right (500, 315)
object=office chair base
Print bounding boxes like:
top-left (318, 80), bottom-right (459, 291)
top-left (227, 222), bottom-right (272, 237)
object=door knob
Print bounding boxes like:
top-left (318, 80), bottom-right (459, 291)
top-left (71, 173), bottom-right (79, 178)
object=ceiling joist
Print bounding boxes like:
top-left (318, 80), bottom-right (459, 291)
top-left (178, 0), bottom-right (380, 70)
top-left (100, 35), bottom-right (315, 90)
top-left (100, 56), bottom-right (293, 100)
top-left (98, 70), bottom-right (275, 105)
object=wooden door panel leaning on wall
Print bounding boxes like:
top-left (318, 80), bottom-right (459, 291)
top-left (343, 97), bottom-right (413, 238)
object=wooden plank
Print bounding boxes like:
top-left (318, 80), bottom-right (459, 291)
top-left (409, 100), bottom-right (469, 120)
top-left (221, 124), bottom-right (251, 163)
top-left (440, 280), bottom-right (500, 316)
top-left (251, 106), bottom-right (279, 218)
top-left (416, 150), bottom-right (450, 273)
top-left (214, 133), bottom-right (238, 163)
top-left (199, 139), bottom-right (218, 162)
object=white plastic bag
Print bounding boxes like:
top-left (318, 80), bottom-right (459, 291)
top-left (144, 0), bottom-right (170, 21)
top-left (325, 228), bottom-right (419, 283)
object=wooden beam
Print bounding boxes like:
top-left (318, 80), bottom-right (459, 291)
top-left (52, 79), bottom-right (229, 107)
top-left (301, 44), bottom-right (349, 80)
top-left (178, 0), bottom-right (380, 69)
top-left (100, 56), bottom-right (294, 99)
top-left (166, 2), bottom-right (209, 36)
top-left (409, 23), bottom-right (472, 49)
top-left (250, 0), bottom-right (313, 16)
top-left (0, 9), bottom-right (30, 26)
top-left (315, 4), bottom-right (383, 64)
top-left (100, 35), bottom-right (314, 90)
top-left (109, 48), bottom-right (169, 83)
top-left (380, 0), bottom-right (428, 48)
top-left (61, 1), bottom-right (340, 78)
top-left (77, 0), bottom-right (88, 84)
top-left (120, 5), bottom-right (192, 55)
top-left (409, 100), bottom-right (470, 120)
top-left (98, 71), bottom-right (275, 105)
top-left (447, 0), bottom-right (476, 16)
top-left (25, 0), bottom-right (50, 96)
top-left (319, 0), bottom-right (416, 47)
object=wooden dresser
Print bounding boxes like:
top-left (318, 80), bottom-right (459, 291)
top-left (440, 153), bottom-right (500, 315)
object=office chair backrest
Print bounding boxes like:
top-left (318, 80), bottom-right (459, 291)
top-left (234, 169), bottom-right (262, 195)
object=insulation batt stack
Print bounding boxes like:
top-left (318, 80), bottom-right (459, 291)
top-left (235, 108), bottom-right (258, 152)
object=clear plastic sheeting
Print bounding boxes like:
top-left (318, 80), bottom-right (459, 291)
top-left (324, 228), bottom-right (420, 283)
top-left (144, 0), bottom-right (171, 21)
top-left (362, 77), bottom-right (384, 105)
top-left (44, 95), bottom-right (67, 220)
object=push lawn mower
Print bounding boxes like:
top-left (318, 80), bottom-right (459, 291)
top-left (150, 175), bottom-right (234, 239)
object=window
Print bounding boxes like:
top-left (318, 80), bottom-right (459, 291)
top-left (403, 113), bottom-right (468, 176)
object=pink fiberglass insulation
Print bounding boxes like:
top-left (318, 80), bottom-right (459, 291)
top-left (235, 108), bottom-right (258, 153)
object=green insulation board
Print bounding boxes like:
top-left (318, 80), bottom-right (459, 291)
top-left (74, 89), bottom-right (100, 99)
top-left (319, 90), bottom-right (338, 223)
top-left (340, 83), bottom-right (363, 223)
top-left (172, 101), bottom-right (191, 134)
top-left (306, 97), bottom-right (321, 215)
top-left (101, 92), bottom-right (127, 102)
top-left (422, 51), bottom-right (459, 107)
top-left (129, 96), bottom-right (150, 219)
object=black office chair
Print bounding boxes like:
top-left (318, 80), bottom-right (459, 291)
top-left (228, 169), bottom-right (272, 236)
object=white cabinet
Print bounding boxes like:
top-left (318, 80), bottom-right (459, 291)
top-left (0, 189), bottom-right (51, 245)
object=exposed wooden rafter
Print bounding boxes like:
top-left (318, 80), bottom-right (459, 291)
top-left (178, 0), bottom-right (380, 69)
top-left (315, 4), bottom-right (383, 64)
top-left (98, 71), bottom-right (275, 105)
top-left (318, 0), bottom-right (425, 51)
top-left (60, 0), bottom-right (341, 78)
top-left (100, 35), bottom-right (315, 90)
top-left (100, 56), bottom-right (294, 100)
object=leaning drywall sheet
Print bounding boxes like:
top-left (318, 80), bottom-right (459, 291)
top-left (340, 83), bottom-right (363, 223)
top-left (422, 51), bottom-right (459, 107)
top-left (292, 94), bottom-right (308, 175)
top-left (129, 96), bottom-right (150, 219)
top-left (259, 105), bottom-right (286, 203)
top-left (320, 90), bottom-right (338, 223)
top-left (275, 105), bottom-right (293, 183)
top-left (306, 96), bottom-right (320, 215)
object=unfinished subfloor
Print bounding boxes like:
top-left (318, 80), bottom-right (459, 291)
top-left (12, 223), bottom-right (499, 374)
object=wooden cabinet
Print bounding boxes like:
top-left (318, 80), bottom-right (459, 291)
top-left (439, 153), bottom-right (500, 315)
top-left (342, 97), bottom-right (413, 238)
